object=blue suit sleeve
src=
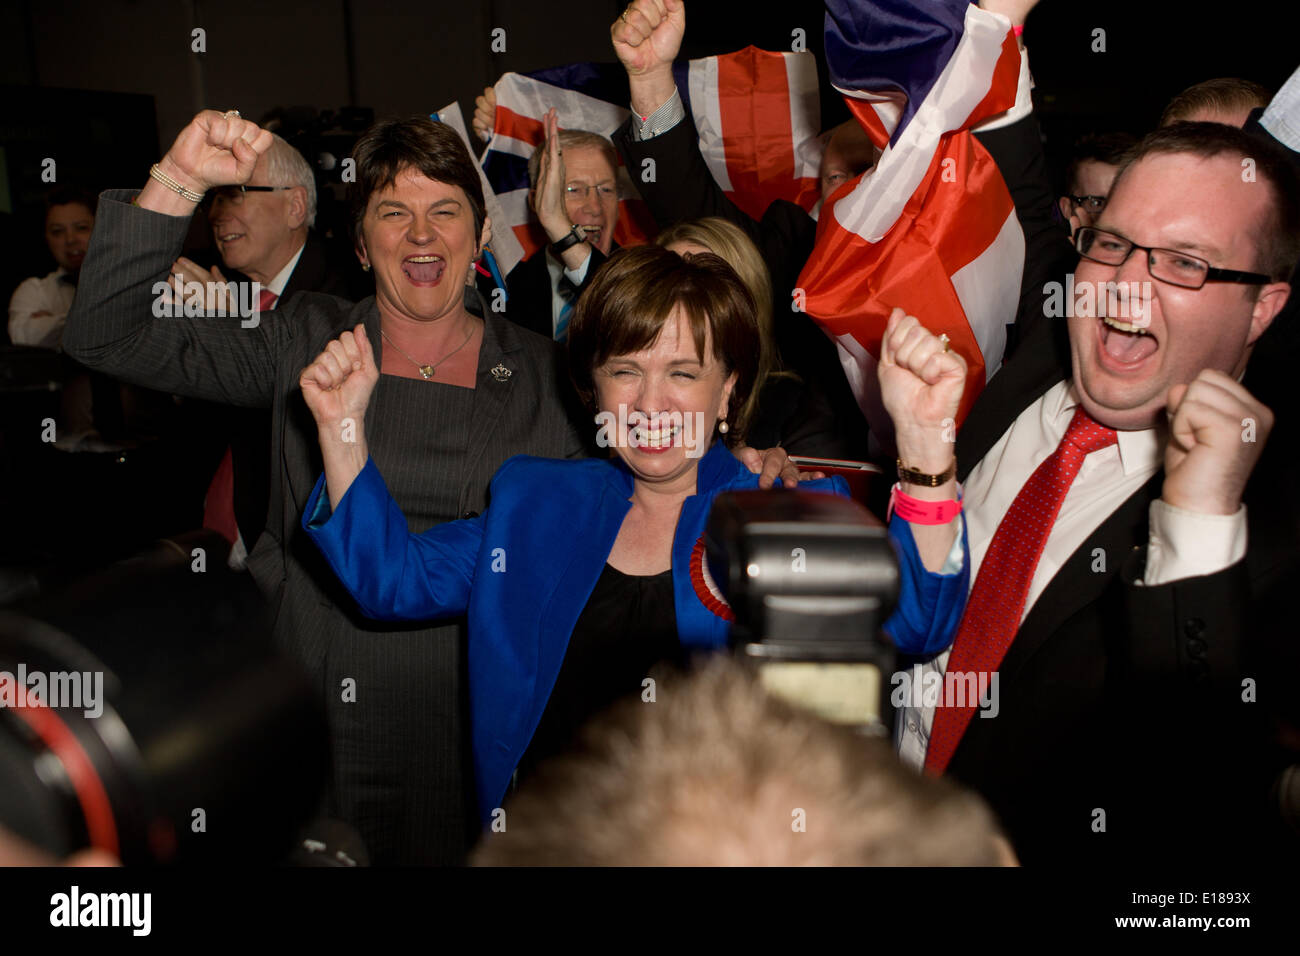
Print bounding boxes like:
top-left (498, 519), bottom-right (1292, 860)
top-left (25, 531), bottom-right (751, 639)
top-left (882, 513), bottom-right (970, 656)
top-left (302, 457), bottom-right (485, 622)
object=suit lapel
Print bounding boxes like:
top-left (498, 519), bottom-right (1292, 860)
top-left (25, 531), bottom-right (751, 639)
top-left (995, 471), bottom-right (1163, 686)
top-left (461, 305), bottom-right (519, 497)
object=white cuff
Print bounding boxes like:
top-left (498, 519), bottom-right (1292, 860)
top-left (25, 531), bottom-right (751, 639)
top-left (1141, 499), bottom-right (1247, 586)
top-left (630, 89), bottom-right (687, 141)
top-left (563, 250), bottom-right (592, 286)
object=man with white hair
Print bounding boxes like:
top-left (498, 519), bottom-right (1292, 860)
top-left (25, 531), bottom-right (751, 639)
top-left (176, 134), bottom-right (356, 563)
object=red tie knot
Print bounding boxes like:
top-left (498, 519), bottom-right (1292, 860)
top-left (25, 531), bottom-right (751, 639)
top-left (258, 289), bottom-right (278, 312)
top-left (1063, 405), bottom-right (1117, 455)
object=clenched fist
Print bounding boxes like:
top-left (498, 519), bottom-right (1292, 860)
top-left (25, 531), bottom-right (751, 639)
top-left (612, 0), bottom-right (685, 78)
top-left (160, 110), bottom-right (273, 196)
top-left (472, 86), bottom-right (497, 143)
top-left (1161, 369), bottom-right (1272, 515)
top-left (879, 307), bottom-right (967, 473)
top-left (300, 324), bottom-right (380, 435)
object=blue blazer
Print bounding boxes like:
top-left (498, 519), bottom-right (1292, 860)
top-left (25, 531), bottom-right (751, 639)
top-left (304, 442), bottom-right (968, 820)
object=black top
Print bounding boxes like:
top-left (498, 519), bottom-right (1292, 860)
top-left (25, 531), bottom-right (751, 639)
top-left (515, 562), bottom-right (683, 785)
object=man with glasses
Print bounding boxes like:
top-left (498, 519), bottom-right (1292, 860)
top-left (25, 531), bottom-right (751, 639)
top-left (1056, 131), bottom-right (1136, 236)
top-left (175, 133), bottom-right (356, 566)
top-left (893, 121), bottom-right (1299, 864)
top-left (503, 115), bottom-right (622, 343)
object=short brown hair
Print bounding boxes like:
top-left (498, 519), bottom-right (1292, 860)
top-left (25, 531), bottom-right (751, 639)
top-left (566, 245), bottom-right (761, 443)
top-left (472, 658), bottom-right (1009, 866)
top-left (348, 115), bottom-right (485, 248)
top-left (1110, 121), bottom-right (1300, 282)
top-left (1160, 77), bottom-right (1271, 127)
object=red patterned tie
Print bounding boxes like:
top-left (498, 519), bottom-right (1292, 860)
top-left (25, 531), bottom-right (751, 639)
top-left (924, 406), bottom-right (1117, 775)
top-left (259, 288), bottom-right (278, 313)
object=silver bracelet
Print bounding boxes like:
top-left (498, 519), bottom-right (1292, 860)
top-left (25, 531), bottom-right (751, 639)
top-left (149, 163), bottom-right (205, 203)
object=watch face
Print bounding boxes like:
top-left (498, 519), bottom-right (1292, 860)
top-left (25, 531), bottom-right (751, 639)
top-left (572, 224), bottom-right (587, 241)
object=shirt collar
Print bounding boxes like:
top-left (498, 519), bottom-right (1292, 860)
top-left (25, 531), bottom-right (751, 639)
top-left (1050, 380), bottom-right (1165, 477)
top-left (264, 240), bottom-right (307, 300)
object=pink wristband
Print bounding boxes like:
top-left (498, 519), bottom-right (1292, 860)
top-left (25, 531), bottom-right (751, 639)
top-left (887, 483), bottom-right (962, 525)
top-left (1012, 24), bottom-right (1024, 36)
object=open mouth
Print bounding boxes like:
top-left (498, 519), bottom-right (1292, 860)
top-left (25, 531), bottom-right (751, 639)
top-left (217, 232), bottom-right (244, 245)
top-left (1097, 315), bottom-right (1158, 369)
top-left (582, 226), bottom-right (603, 246)
top-left (403, 255), bottom-right (445, 284)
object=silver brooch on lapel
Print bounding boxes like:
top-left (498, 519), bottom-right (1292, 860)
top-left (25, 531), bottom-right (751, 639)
top-left (490, 363), bottom-right (512, 382)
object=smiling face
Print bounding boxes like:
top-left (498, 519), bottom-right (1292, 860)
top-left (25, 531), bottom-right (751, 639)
top-left (594, 305), bottom-right (736, 490)
top-left (46, 203), bottom-right (94, 275)
top-left (562, 146), bottom-right (619, 255)
top-left (1068, 151), bottom-right (1281, 430)
top-left (358, 167), bottom-right (486, 323)
top-left (208, 153), bottom-right (306, 283)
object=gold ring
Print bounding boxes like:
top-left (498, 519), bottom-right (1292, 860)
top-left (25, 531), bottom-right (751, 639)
top-left (938, 333), bottom-right (951, 353)
top-left (621, 9), bottom-right (630, 22)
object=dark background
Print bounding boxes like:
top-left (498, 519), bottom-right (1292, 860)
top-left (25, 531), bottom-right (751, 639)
top-left (1, 0), bottom-right (1292, 312)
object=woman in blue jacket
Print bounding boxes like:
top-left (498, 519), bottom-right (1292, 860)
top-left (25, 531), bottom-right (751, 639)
top-left (299, 246), bottom-right (969, 822)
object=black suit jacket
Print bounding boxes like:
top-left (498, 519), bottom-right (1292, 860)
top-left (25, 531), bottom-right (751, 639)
top-left (502, 244), bottom-right (610, 341)
top-left (943, 250), bottom-right (1299, 867)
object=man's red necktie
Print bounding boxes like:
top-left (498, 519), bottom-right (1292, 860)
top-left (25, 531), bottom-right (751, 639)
top-left (201, 289), bottom-right (277, 545)
top-left (924, 405), bottom-right (1118, 775)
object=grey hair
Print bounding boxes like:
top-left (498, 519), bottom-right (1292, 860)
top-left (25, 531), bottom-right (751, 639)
top-left (264, 133), bottom-right (318, 228)
top-left (526, 129), bottom-right (618, 190)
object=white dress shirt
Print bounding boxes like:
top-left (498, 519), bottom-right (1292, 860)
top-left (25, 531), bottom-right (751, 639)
top-left (8, 268), bottom-right (77, 349)
top-left (897, 379), bottom-right (1248, 768)
top-left (544, 248), bottom-right (593, 339)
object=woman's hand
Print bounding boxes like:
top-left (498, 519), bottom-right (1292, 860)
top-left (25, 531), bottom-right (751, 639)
top-left (878, 307), bottom-right (967, 474)
top-left (301, 324), bottom-right (379, 510)
top-left (159, 110), bottom-right (273, 195)
top-left (300, 324), bottom-right (379, 436)
top-left (472, 86), bottom-right (497, 143)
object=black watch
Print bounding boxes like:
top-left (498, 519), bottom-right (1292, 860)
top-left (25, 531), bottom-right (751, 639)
top-left (549, 223), bottom-right (587, 255)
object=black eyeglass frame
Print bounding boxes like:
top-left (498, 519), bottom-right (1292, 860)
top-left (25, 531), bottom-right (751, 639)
top-left (1074, 226), bottom-right (1273, 290)
top-left (203, 184), bottom-right (297, 206)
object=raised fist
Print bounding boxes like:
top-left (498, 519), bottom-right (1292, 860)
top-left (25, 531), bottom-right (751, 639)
top-left (1161, 369), bottom-right (1272, 516)
top-left (878, 307), bottom-right (968, 472)
top-left (299, 324), bottom-right (380, 433)
top-left (161, 110), bottom-right (273, 195)
top-left (612, 0), bottom-right (685, 77)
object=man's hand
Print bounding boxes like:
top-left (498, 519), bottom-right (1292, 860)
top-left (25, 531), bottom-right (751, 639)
top-left (160, 110), bottom-right (273, 195)
top-left (734, 445), bottom-right (812, 489)
top-left (878, 307), bottom-right (966, 473)
top-left (1161, 370), bottom-right (1272, 515)
top-left (472, 86), bottom-right (497, 143)
top-left (163, 257), bottom-right (234, 312)
top-left (612, 0), bottom-right (684, 117)
top-left (532, 109), bottom-right (572, 242)
top-left (300, 324), bottom-right (380, 435)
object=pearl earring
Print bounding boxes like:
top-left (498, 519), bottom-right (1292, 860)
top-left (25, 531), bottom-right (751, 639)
top-left (718, 420), bottom-right (729, 434)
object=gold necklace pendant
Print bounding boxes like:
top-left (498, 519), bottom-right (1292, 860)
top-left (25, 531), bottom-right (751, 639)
top-left (419, 365), bottom-right (435, 379)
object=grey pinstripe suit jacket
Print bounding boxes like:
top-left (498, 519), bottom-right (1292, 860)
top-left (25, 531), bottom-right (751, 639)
top-left (65, 190), bottom-right (588, 864)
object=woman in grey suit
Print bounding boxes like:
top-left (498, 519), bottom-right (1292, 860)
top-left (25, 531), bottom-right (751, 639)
top-left (64, 109), bottom-right (796, 864)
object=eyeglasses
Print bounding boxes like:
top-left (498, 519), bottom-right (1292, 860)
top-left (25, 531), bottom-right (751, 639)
top-left (1074, 227), bottom-right (1272, 290)
top-left (565, 184), bottom-right (618, 202)
top-left (204, 184), bottom-right (296, 208)
top-left (1068, 195), bottom-right (1107, 213)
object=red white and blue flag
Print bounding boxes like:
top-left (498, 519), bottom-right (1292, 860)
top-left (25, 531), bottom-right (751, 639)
top-left (479, 47), bottom-right (826, 274)
top-left (797, 0), bottom-right (1027, 429)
